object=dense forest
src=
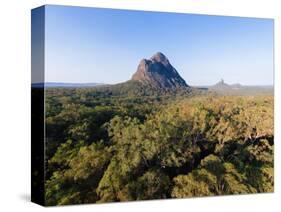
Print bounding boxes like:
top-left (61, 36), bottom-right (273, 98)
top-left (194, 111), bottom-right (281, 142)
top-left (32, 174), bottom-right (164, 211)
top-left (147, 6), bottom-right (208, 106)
top-left (44, 85), bottom-right (274, 205)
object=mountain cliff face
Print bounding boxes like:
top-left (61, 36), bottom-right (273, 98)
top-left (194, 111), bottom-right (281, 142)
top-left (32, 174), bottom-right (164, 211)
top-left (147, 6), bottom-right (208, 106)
top-left (131, 52), bottom-right (188, 89)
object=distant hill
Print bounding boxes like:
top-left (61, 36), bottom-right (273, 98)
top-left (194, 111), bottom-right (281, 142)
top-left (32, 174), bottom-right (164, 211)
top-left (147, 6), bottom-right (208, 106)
top-left (32, 82), bottom-right (105, 88)
top-left (210, 79), bottom-right (233, 91)
top-left (207, 79), bottom-right (273, 95)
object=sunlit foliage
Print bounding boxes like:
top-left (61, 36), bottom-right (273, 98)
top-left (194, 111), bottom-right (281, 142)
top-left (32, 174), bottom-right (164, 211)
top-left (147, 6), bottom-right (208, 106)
top-left (45, 87), bottom-right (273, 205)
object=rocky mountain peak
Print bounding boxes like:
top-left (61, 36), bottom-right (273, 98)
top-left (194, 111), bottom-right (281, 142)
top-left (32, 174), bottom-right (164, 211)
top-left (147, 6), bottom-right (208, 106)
top-left (150, 52), bottom-right (170, 65)
top-left (131, 52), bottom-right (188, 89)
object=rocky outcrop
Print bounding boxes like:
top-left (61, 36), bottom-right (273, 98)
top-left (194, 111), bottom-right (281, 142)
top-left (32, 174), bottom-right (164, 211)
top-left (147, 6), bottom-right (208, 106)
top-left (131, 52), bottom-right (188, 89)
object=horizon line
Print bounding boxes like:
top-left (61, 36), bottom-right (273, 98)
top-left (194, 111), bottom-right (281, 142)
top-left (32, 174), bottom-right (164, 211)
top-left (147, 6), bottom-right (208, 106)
top-left (32, 81), bottom-right (274, 87)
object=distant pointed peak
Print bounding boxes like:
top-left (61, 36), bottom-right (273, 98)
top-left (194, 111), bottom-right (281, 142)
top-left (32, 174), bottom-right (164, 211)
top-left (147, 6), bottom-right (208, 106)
top-left (215, 79), bottom-right (228, 86)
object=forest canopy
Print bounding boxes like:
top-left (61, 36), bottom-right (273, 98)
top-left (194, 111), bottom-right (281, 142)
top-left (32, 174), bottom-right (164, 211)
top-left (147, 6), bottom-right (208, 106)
top-left (44, 87), bottom-right (274, 205)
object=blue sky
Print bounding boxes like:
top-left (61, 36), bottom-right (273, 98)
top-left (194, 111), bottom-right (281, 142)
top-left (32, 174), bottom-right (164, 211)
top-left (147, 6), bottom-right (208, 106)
top-left (44, 5), bottom-right (274, 85)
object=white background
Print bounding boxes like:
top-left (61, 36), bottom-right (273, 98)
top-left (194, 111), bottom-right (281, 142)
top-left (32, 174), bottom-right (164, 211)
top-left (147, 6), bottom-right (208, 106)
top-left (0, 0), bottom-right (280, 211)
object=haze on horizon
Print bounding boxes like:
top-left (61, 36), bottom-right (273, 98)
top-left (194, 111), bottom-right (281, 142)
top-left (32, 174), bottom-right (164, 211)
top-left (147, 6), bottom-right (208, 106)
top-left (42, 5), bottom-right (274, 86)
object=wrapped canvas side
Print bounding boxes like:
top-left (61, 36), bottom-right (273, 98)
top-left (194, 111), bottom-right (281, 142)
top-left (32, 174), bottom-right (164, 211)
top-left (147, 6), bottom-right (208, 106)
top-left (31, 6), bottom-right (45, 206)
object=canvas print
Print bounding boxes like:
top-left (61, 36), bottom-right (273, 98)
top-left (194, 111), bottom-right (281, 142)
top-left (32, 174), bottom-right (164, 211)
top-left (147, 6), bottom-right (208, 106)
top-left (31, 5), bottom-right (274, 206)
